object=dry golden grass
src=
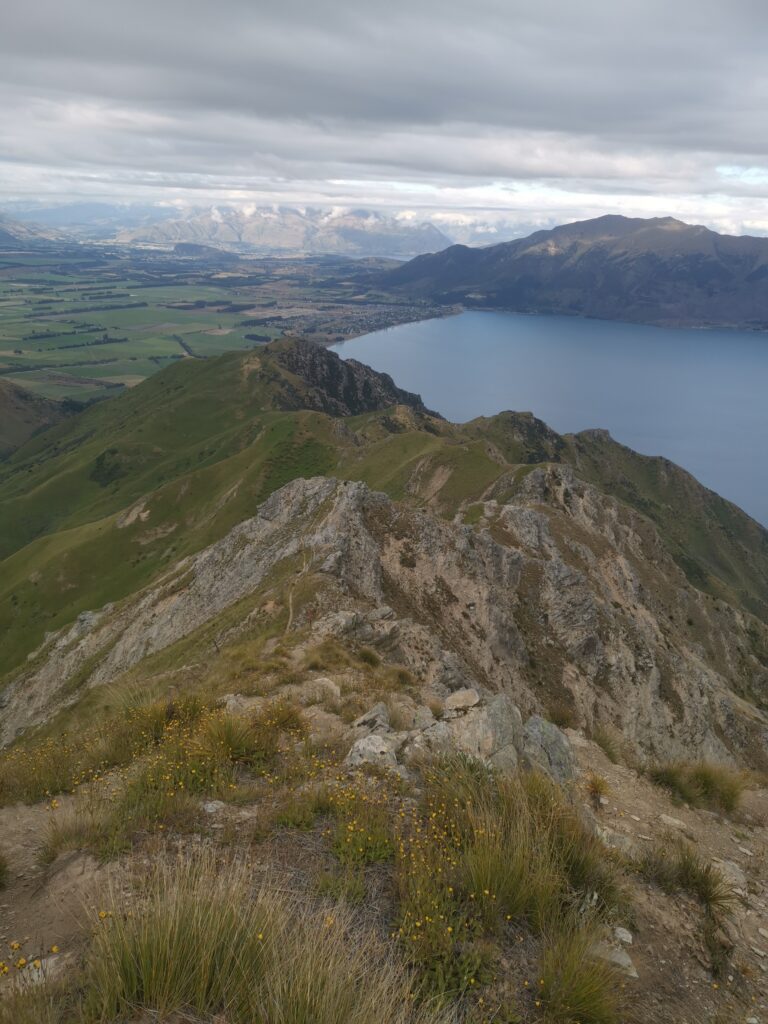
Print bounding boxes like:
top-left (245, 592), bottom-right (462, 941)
top-left (82, 850), bottom-right (446, 1024)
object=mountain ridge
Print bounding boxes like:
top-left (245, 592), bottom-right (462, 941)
top-left (384, 214), bottom-right (768, 328)
top-left (116, 205), bottom-right (453, 258)
top-left (1, 338), bottom-right (766, 686)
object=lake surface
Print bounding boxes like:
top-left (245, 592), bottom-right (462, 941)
top-left (332, 311), bottom-right (768, 526)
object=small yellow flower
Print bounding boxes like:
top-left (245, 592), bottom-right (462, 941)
top-left (50, 945), bottom-right (60, 954)
top-left (32, 959), bottom-right (42, 970)
top-left (98, 910), bottom-right (107, 920)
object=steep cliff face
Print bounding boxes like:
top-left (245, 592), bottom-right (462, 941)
top-left (5, 474), bottom-right (766, 765)
top-left (269, 339), bottom-right (439, 417)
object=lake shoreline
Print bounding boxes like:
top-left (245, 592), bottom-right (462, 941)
top-left (333, 309), bottom-right (768, 525)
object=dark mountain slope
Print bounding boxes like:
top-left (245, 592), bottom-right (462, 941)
top-left (385, 215), bottom-right (768, 328)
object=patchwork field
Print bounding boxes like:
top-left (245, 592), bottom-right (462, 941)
top-left (0, 244), bottom-right (443, 401)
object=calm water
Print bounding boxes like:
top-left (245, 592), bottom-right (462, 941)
top-left (332, 311), bottom-right (768, 526)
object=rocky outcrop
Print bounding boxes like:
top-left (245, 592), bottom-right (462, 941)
top-left (344, 688), bottom-right (570, 784)
top-left (3, 475), bottom-right (767, 766)
top-left (268, 339), bottom-right (439, 417)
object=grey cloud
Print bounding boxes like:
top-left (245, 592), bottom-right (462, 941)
top-left (1, 0), bottom-right (768, 229)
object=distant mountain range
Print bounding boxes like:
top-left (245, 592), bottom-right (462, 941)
top-left (385, 214), bottom-right (768, 328)
top-left (0, 213), bottom-right (66, 245)
top-left (1, 203), bottom-right (453, 258)
top-left (115, 206), bottom-right (452, 258)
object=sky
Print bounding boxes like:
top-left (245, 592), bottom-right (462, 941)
top-left (3, 0), bottom-right (768, 237)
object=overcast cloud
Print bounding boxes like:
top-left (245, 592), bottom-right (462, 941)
top-left (2, 0), bottom-right (768, 235)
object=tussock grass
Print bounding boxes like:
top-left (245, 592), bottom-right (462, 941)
top-left (547, 701), bottom-right (578, 730)
top-left (83, 851), bottom-right (445, 1024)
top-left (0, 850), bottom-right (9, 889)
top-left (540, 923), bottom-right (622, 1024)
top-left (591, 726), bottom-right (623, 765)
top-left (585, 773), bottom-right (609, 810)
top-left (357, 646), bottom-right (381, 667)
top-left (275, 782), bottom-right (333, 830)
top-left (649, 761), bottom-right (746, 815)
top-left (0, 981), bottom-right (74, 1024)
top-left (636, 838), bottom-right (737, 915)
top-left (316, 866), bottom-right (367, 904)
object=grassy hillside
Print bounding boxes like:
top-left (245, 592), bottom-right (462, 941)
top-left (2, 339), bottom-right (767, 678)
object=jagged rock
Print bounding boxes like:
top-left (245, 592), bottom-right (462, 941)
top-left (615, 927), bottom-right (633, 946)
top-left (367, 605), bottom-right (395, 622)
top-left (521, 715), bottom-right (574, 783)
top-left (596, 825), bottom-right (639, 858)
top-left (413, 706), bottom-right (436, 730)
top-left (659, 814), bottom-right (687, 831)
top-left (590, 941), bottom-right (639, 979)
top-left (221, 693), bottom-right (265, 715)
top-left (345, 734), bottom-right (400, 770)
top-left (203, 800), bottom-right (226, 815)
top-left (405, 693), bottom-right (522, 772)
top-left (352, 702), bottom-right (390, 734)
top-left (444, 687), bottom-right (481, 713)
top-left (5, 474), bottom-right (768, 767)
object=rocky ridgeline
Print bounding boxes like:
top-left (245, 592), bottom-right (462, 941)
top-left (4, 475), bottom-right (767, 770)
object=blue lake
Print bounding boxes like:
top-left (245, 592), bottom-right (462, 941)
top-left (332, 311), bottom-right (768, 526)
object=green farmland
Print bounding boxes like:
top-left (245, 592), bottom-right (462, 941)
top-left (0, 244), bottom-right (433, 402)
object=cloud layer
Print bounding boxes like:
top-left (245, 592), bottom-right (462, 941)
top-left (3, 0), bottom-right (768, 234)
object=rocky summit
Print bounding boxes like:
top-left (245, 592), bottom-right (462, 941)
top-left (1, 338), bottom-right (767, 1024)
